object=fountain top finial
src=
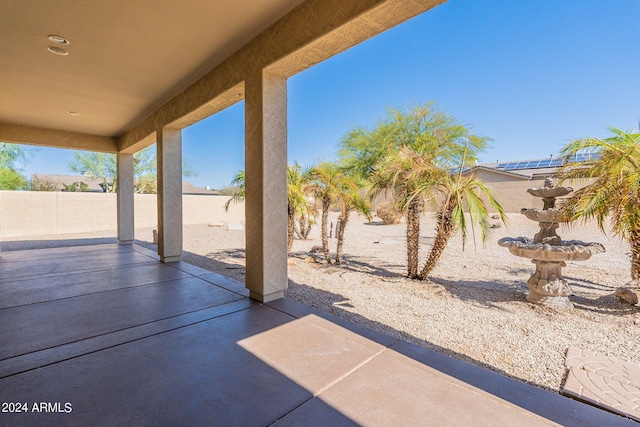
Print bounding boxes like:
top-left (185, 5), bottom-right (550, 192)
top-left (527, 179), bottom-right (573, 210)
top-left (543, 177), bottom-right (555, 189)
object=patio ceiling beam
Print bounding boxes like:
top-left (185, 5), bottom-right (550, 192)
top-left (118, 0), bottom-right (445, 152)
top-left (0, 122), bottom-right (117, 153)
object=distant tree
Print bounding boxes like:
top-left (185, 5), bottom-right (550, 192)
top-left (0, 142), bottom-right (33, 190)
top-left (68, 152), bottom-right (117, 192)
top-left (338, 103), bottom-right (489, 180)
top-left (557, 128), bottom-right (640, 282)
top-left (62, 181), bottom-right (91, 192)
top-left (217, 185), bottom-right (241, 196)
top-left (31, 177), bottom-right (58, 191)
top-left (0, 142), bottom-right (33, 170)
top-left (68, 145), bottom-right (195, 193)
top-left (0, 168), bottom-right (28, 190)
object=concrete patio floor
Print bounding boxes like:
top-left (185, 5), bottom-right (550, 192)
top-left (0, 244), bottom-right (635, 426)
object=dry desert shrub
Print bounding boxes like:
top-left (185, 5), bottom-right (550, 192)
top-left (376, 201), bottom-right (402, 224)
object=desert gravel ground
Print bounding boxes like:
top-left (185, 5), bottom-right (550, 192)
top-left (3, 212), bottom-right (639, 392)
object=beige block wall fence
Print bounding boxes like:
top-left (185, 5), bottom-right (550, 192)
top-left (0, 191), bottom-right (245, 239)
top-left (0, 178), bottom-right (595, 239)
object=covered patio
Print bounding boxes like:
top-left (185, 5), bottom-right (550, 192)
top-left (0, 1), bottom-right (636, 425)
top-left (1, 244), bottom-right (630, 425)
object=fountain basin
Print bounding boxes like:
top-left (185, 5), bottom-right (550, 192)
top-left (527, 186), bottom-right (572, 198)
top-left (498, 237), bottom-right (605, 261)
top-left (520, 208), bottom-right (567, 224)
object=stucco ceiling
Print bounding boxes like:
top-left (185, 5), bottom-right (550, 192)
top-left (0, 0), bottom-right (304, 137)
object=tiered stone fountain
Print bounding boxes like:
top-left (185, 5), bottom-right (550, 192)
top-left (498, 178), bottom-right (605, 309)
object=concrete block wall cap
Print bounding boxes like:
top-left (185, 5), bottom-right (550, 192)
top-left (224, 221), bottom-right (244, 231)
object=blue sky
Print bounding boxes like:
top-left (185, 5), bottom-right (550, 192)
top-left (20, 0), bottom-right (640, 189)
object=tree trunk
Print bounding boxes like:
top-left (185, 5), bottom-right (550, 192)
top-left (406, 200), bottom-right (421, 279)
top-left (630, 230), bottom-right (640, 280)
top-left (418, 207), bottom-right (454, 280)
top-left (287, 203), bottom-right (295, 253)
top-left (293, 221), bottom-right (303, 240)
top-left (335, 209), bottom-right (350, 265)
top-left (321, 197), bottom-right (331, 264)
top-left (299, 215), bottom-right (312, 239)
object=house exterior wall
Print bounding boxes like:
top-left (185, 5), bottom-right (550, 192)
top-left (0, 192), bottom-right (245, 239)
top-left (468, 169), bottom-right (529, 184)
top-left (477, 178), bottom-right (596, 213)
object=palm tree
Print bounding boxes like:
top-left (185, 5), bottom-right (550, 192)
top-left (223, 170), bottom-right (245, 211)
top-left (416, 161), bottom-right (507, 279)
top-left (557, 128), bottom-right (640, 282)
top-left (308, 162), bottom-right (344, 263)
top-left (334, 183), bottom-right (371, 264)
top-left (287, 163), bottom-right (315, 252)
top-left (370, 147), bottom-right (436, 278)
top-left (224, 166), bottom-right (315, 253)
top-left (296, 211), bottom-right (314, 240)
top-left (371, 147), bottom-right (506, 280)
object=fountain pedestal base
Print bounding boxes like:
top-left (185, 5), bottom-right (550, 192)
top-left (526, 260), bottom-right (573, 309)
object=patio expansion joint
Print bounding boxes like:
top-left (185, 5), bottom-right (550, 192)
top-left (269, 345), bottom-right (390, 426)
top-left (0, 298), bottom-right (250, 373)
top-left (0, 259), bottom-right (159, 284)
top-left (0, 243), bottom-right (137, 262)
top-left (205, 282), bottom-right (249, 297)
top-left (0, 274), bottom-right (198, 311)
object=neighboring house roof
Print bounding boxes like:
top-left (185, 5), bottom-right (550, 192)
top-left (461, 165), bottom-right (532, 180)
top-left (32, 174), bottom-right (219, 195)
top-left (31, 174), bottom-right (106, 192)
top-left (462, 154), bottom-right (586, 180)
top-left (182, 181), bottom-right (219, 195)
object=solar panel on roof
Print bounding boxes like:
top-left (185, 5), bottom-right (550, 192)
top-left (492, 151), bottom-right (600, 172)
top-left (574, 152), bottom-right (598, 163)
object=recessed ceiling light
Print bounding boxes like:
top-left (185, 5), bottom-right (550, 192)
top-left (47, 46), bottom-right (68, 56)
top-left (48, 34), bottom-right (69, 45)
top-left (68, 111), bottom-right (79, 116)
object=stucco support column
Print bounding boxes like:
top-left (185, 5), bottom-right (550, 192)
top-left (157, 127), bottom-right (183, 262)
top-left (244, 70), bottom-right (288, 302)
top-left (116, 153), bottom-right (134, 244)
